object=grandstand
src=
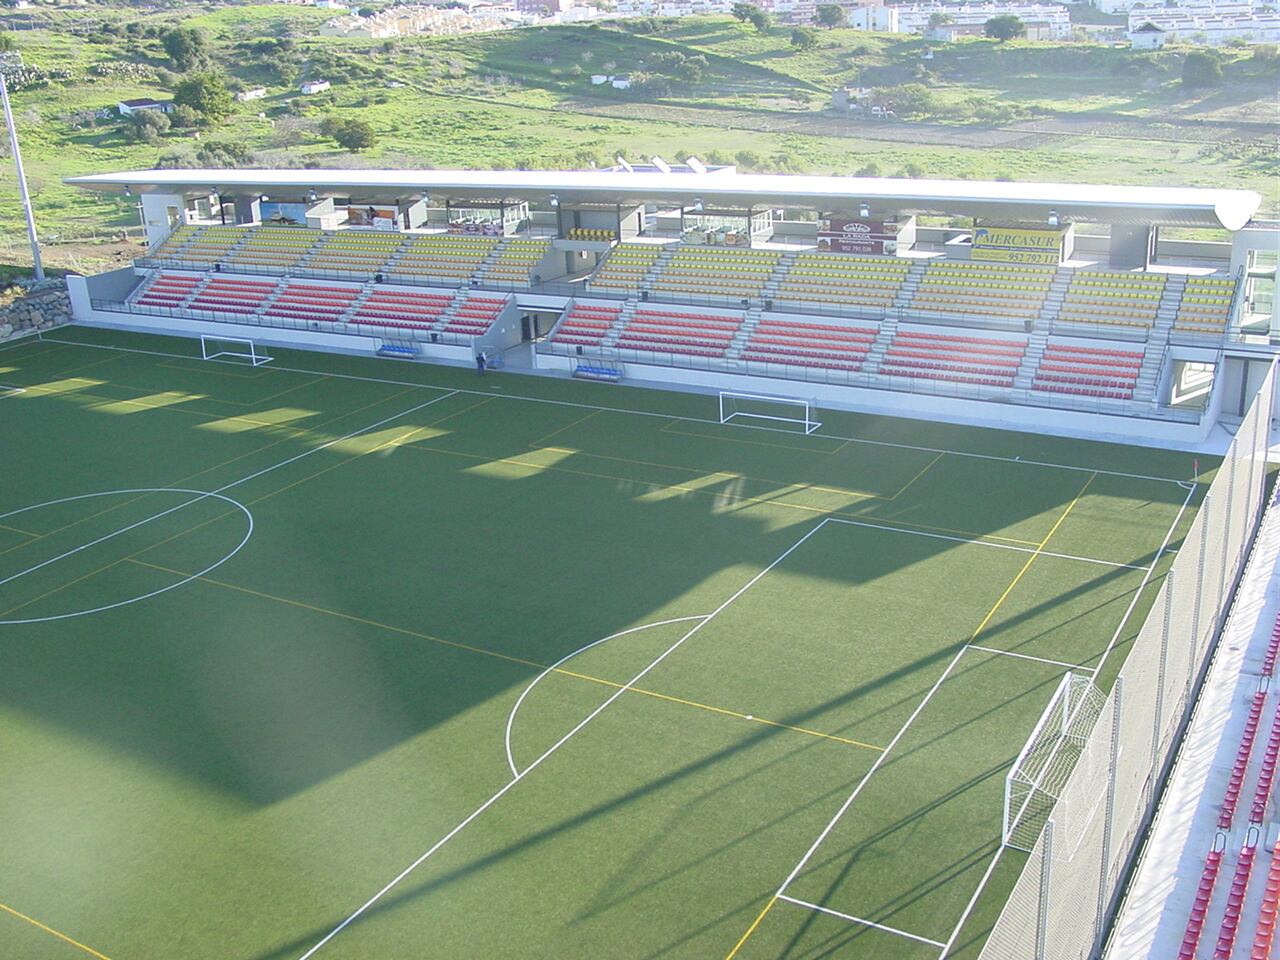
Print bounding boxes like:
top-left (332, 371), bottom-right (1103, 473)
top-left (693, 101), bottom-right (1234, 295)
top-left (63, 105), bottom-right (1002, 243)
top-left (0, 164), bottom-right (1268, 960)
top-left (61, 167), bottom-right (1274, 448)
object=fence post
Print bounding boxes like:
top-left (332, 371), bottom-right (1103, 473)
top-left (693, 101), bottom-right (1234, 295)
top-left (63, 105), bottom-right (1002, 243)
top-left (1096, 677), bottom-right (1123, 942)
top-left (1191, 493), bottom-right (1211, 670)
top-left (1217, 453), bottom-right (1238, 637)
top-left (1036, 818), bottom-right (1054, 960)
top-left (1245, 398), bottom-right (1262, 551)
top-left (1154, 576), bottom-right (1172, 764)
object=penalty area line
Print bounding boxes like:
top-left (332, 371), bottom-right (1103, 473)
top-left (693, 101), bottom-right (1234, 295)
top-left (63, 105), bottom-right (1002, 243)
top-left (297, 519), bottom-right (837, 960)
top-left (776, 894), bottom-right (947, 949)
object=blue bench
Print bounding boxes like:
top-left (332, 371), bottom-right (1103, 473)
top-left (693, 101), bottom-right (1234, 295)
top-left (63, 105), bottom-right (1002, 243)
top-left (377, 344), bottom-right (419, 360)
top-left (573, 363), bottom-right (623, 383)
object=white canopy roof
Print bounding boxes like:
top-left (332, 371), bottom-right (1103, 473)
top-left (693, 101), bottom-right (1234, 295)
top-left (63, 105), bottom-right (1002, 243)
top-left (65, 168), bottom-right (1263, 230)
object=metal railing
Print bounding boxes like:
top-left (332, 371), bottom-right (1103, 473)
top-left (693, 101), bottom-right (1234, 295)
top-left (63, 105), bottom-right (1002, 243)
top-left (90, 298), bottom-right (482, 350)
top-left (535, 340), bottom-right (1203, 424)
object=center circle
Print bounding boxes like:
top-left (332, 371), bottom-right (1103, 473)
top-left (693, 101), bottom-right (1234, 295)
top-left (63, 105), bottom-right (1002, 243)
top-left (0, 487), bottom-right (254, 625)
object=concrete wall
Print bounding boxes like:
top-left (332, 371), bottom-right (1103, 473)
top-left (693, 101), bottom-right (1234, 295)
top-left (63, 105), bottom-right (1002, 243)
top-left (536, 351), bottom-right (1215, 449)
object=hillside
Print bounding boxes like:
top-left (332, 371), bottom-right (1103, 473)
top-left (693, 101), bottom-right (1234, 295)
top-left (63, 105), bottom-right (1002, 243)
top-left (0, 4), bottom-right (1275, 256)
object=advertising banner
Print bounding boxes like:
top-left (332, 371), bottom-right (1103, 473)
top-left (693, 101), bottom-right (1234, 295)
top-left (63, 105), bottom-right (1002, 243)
top-left (348, 205), bottom-right (399, 229)
top-left (259, 201), bottom-right (309, 226)
top-left (818, 218), bottom-right (897, 255)
top-left (971, 225), bottom-right (1065, 265)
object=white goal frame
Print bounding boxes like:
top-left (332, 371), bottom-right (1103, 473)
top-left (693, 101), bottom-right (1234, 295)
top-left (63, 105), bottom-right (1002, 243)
top-left (200, 335), bottom-right (272, 366)
top-left (718, 391), bottom-right (821, 435)
top-left (1002, 671), bottom-right (1106, 852)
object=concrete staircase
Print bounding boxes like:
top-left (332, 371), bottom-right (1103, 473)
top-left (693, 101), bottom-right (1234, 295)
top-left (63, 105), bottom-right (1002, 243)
top-left (1132, 345), bottom-right (1165, 403)
top-left (761, 251), bottom-right (798, 302)
top-left (1038, 268), bottom-right (1072, 328)
top-left (1014, 330), bottom-right (1050, 389)
top-left (600, 300), bottom-right (638, 347)
top-left (861, 317), bottom-right (899, 375)
top-left (641, 244), bottom-right (678, 289)
top-left (894, 262), bottom-right (927, 310)
top-left (726, 306), bottom-right (762, 359)
top-left (1152, 274), bottom-right (1186, 343)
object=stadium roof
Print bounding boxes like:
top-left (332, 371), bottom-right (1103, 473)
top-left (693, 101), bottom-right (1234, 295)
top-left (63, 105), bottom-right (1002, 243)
top-left (65, 168), bottom-right (1263, 230)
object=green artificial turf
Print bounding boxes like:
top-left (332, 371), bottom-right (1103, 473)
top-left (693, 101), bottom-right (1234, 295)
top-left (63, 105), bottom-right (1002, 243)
top-left (0, 326), bottom-right (1205, 959)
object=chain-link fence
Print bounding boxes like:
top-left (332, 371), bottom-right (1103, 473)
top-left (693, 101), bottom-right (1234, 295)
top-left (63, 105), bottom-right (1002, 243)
top-left (979, 362), bottom-right (1276, 960)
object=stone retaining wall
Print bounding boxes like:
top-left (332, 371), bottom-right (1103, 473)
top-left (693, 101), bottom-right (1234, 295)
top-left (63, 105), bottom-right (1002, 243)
top-left (0, 278), bottom-right (74, 341)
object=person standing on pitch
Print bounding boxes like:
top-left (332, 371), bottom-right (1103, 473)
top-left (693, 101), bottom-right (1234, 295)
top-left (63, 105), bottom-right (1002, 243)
top-left (476, 351), bottom-right (487, 376)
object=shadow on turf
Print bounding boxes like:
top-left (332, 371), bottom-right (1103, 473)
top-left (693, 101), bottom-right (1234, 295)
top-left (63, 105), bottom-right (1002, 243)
top-left (238, 652), bottom-right (1063, 960)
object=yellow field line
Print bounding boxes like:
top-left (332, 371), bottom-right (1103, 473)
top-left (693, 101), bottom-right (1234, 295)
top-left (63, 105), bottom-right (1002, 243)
top-left (969, 471), bottom-right (1097, 642)
top-left (557, 669), bottom-right (883, 751)
top-left (113, 395), bottom-right (496, 567)
top-left (0, 387), bottom-right (417, 562)
top-left (0, 901), bottom-right (113, 960)
top-left (400, 443), bottom-right (1039, 546)
top-left (662, 418), bottom-right (844, 456)
top-left (725, 896), bottom-right (778, 960)
top-left (0, 522), bottom-right (37, 538)
top-left (526, 408), bottom-right (601, 448)
top-left (889, 452), bottom-right (945, 502)
top-left (124, 558), bottom-right (873, 751)
top-left (0, 558), bottom-right (127, 620)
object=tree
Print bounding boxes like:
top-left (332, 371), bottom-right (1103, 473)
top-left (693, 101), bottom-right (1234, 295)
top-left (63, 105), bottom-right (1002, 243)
top-left (791, 27), bottom-right (818, 49)
top-left (161, 27), bottom-right (208, 71)
top-left (747, 6), bottom-right (772, 32)
top-left (169, 104), bottom-right (200, 128)
top-left (815, 4), bottom-right (845, 27)
top-left (1182, 49), bottom-right (1224, 88)
top-left (731, 1), bottom-right (754, 20)
top-left (124, 109), bottom-right (170, 144)
top-left (928, 11), bottom-right (954, 27)
top-left (173, 72), bottom-right (234, 125)
top-left (0, 33), bottom-right (16, 53)
top-left (330, 118), bottom-right (377, 151)
top-left (984, 14), bottom-right (1026, 40)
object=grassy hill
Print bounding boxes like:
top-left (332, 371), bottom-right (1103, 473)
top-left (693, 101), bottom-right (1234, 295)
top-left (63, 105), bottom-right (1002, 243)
top-left (0, 4), bottom-right (1275, 248)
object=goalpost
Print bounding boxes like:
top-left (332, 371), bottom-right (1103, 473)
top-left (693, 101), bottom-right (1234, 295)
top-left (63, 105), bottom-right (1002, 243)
top-left (1003, 671), bottom-right (1107, 852)
top-left (200, 335), bottom-right (272, 367)
top-left (718, 391), bottom-right (821, 435)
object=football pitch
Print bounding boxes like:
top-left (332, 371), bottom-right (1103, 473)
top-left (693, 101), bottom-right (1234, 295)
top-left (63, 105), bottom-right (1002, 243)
top-left (0, 326), bottom-right (1204, 960)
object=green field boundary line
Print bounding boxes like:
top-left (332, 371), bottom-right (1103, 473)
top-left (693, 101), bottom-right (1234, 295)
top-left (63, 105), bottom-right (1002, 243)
top-left (38, 332), bottom-right (1199, 487)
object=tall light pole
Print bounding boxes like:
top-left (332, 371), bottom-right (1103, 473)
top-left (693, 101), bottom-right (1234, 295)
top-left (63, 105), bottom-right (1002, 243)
top-left (0, 55), bottom-right (44, 282)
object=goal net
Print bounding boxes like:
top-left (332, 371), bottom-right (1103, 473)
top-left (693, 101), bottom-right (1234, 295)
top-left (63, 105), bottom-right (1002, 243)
top-left (1003, 672), bottom-right (1107, 852)
top-left (719, 391), bottom-right (820, 435)
top-left (201, 335), bottom-right (272, 367)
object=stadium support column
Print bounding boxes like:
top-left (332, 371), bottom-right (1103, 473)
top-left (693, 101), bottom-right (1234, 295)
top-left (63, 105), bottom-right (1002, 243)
top-left (1035, 819), bottom-right (1054, 960)
top-left (1109, 225), bottom-right (1155, 270)
top-left (0, 72), bottom-right (43, 281)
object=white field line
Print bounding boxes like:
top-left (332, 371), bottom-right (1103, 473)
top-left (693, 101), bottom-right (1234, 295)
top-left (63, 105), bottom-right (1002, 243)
top-left (765, 642), bottom-right (1076, 952)
top-left (0, 384), bottom-right (25, 398)
top-left (938, 846), bottom-right (1007, 958)
top-left (1090, 480), bottom-right (1197, 681)
top-left (776, 894), bottom-right (947, 949)
top-left (296, 519), bottom-right (836, 960)
top-left (938, 484), bottom-right (1192, 957)
top-left (773, 645), bottom-right (971, 904)
top-left (40, 333), bottom-right (1194, 486)
top-left (824, 517), bottom-right (1146, 570)
top-left (0, 390), bottom-right (458, 592)
top-left (0, 488), bottom-right (253, 626)
top-left (968, 645), bottom-right (1084, 671)
top-left (503, 614), bottom-right (711, 778)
